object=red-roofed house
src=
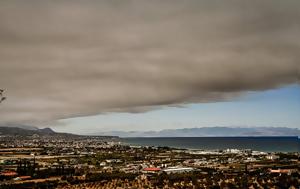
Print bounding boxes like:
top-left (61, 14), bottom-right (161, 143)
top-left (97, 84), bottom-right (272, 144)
top-left (1, 171), bottom-right (18, 177)
top-left (142, 167), bottom-right (161, 174)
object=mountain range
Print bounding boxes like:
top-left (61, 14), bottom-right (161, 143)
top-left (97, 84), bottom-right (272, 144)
top-left (0, 125), bottom-right (65, 136)
top-left (90, 127), bottom-right (300, 137)
top-left (0, 125), bottom-right (118, 139)
top-left (1, 125), bottom-right (299, 137)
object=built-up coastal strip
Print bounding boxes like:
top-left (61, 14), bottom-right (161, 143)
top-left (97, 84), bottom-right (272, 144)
top-left (0, 134), bottom-right (299, 189)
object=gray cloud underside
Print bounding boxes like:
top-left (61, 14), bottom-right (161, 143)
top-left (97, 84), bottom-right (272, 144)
top-left (0, 0), bottom-right (299, 124)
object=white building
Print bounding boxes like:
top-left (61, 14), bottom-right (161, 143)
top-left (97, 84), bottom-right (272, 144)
top-left (163, 167), bottom-right (194, 174)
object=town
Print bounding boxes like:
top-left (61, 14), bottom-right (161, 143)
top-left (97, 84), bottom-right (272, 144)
top-left (0, 134), bottom-right (299, 189)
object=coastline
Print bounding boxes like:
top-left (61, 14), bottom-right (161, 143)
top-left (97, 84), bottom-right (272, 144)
top-left (121, 136), bottom-right (300, 153)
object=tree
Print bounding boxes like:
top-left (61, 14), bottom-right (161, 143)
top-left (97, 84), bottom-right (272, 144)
top-left (0, 89), bottom-right (6, 103)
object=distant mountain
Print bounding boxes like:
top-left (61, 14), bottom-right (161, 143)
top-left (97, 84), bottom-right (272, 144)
top-left (38, 127), bottom-right (56, 134)
top-left (91, 127), bottom-right (300, 137)
top-left (0, 126), bottom-right (119, 139)
top-left (0, 124), bottom-right (39, 130)
top-left (0, 126), bottom-right (62, 136)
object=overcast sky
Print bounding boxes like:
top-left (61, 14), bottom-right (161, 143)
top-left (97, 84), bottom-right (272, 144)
top-left (0, 0), bottom-right (299, 132)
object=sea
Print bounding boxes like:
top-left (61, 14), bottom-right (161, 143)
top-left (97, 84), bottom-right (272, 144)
top-left (121, 137), bottom-right (300, 152)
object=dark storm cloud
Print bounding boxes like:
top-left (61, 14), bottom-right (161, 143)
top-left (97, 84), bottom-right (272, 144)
top-left (0, 0), bottom-right (299, 124)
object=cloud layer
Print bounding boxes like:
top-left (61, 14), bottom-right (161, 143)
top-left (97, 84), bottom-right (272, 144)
top-left (0, 0), bottom-right (299, 124)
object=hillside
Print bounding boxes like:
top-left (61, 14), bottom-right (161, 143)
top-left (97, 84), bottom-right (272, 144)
top-left (0, 126), bottom-right (65, 137)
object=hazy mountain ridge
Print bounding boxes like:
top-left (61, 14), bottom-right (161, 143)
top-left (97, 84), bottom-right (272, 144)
top-left (92, 127), bottom-right (300, 137)
top-left (0, 126), bottom-right (65, 136)
top-left (0, 126), bottom-right (119, 139)
top-left (2, 126), bottom-right (299, 137)
top-left (0, 124), bottom-right (39, 130)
